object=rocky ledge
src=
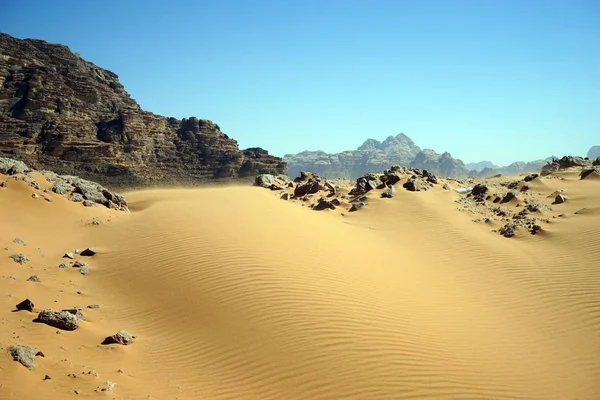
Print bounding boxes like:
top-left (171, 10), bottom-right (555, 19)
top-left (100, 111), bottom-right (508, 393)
top-left (0, 33), bottom-right (285, 186)
top-left (1, 157), bottom-right (128, 211)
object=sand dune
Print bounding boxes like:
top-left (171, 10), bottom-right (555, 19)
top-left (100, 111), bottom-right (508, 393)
top-left (1, 170), bottom-right (600, 399)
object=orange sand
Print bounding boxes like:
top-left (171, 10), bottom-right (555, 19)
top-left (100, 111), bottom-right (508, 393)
top-left (1, 171), bottom-right (599, 399)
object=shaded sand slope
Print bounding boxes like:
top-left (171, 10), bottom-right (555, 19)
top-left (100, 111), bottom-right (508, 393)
top-left (2, 172), bottom-right (600, 399)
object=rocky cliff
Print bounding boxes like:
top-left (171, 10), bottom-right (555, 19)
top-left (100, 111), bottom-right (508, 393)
top-left (0, 33), bottom-right (285, 186)
top-left (284, 133), bottom-right (468, 179)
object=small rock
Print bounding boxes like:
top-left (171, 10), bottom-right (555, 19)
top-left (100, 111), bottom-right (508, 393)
top-left (58, 263), bottom-right (68, 269)
top-left (280, 193), bottom-right (292, 200)
top-left (32, 193), bottom-right (40, 199)
top-left (43, 375), bottom-right (51, 380)
top-left (381, 185), bottom-right (395, 198)
top-left (442, 183), bottom-right (450, 190)
top-left (555, 194), bottom-right (566, 204)
top-left (13, 238), bottom-right (26, 245)
top-left (8, 345), bottom-right (37, 369)
top-left (63, 252), bottom-right (74, 259)
top-left (80, 265), bottom-right (89, 275)
top-left (16, 299), bottom-right (35, 312)
top-left (101, 381), bottom-right (115, 392)
top-left (102, 329), bottom-right (134, 345)
top-left (80, 248), bottom-right (96, 257)
top-left (35, 309), bottom-right (79, 331)
top-left (27, 275), bottom-right (40, 282)
top-left (87, 304), bottom-right (100, 309)
top-left (72, 261), bottom-right (87, 268)
top-left (349, 201), bottom-right (365, 212)
top-left (9, 253), bottom-right (29, 265)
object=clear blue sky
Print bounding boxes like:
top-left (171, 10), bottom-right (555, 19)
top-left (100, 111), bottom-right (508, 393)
top-left (2, 0), bottom-right (598, 165)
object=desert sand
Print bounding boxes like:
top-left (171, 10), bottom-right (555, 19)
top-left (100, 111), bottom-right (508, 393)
top-left (1, 168), bottom-right (600, 399)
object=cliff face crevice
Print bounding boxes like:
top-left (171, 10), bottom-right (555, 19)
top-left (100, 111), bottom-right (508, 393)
top-left (0, 33), bottom-right (285, 186)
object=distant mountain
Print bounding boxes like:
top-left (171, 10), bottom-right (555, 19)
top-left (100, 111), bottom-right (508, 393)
top-left (467, 157), bottom-right (555, 178)
top-left (284, 133), bottom-right (468, 179)
top-left (588, 146), bottom-right (600, 159)
top-left (466, 161), bottom-right (499, 172)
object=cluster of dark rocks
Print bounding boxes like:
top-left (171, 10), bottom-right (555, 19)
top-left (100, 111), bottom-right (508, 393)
top-left (541, 155), bottom-right (600, 179)
top-left (255, 166), bottom-right (442, 213)
top-left (1, 157), bottom-right (129, 211)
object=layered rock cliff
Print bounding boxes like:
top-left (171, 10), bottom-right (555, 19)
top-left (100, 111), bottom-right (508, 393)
top-left (0, 33), bottom-right (285, 186)
top-left (284, 133), bottom-right (468, 179)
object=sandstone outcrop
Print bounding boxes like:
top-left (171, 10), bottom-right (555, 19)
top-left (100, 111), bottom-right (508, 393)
top-left (0, 33), bottom-right (285, 186)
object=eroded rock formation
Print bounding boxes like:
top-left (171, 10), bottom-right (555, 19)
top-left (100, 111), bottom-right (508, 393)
top-left (0, 33), bottom-right (285, 186)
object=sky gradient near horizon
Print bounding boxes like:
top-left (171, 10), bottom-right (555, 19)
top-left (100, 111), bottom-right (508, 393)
top-left (1, 0), bottom-right (598, 165)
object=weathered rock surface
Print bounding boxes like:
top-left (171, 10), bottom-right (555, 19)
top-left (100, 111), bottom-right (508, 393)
top-left (8, 345), bottom-right (37, 369)
top-left (102, 329), bottom-right (134, 345)
top-left (35, 309), bottom-right (79, 330)
top-left (0, 33), bottom-right (285, 185)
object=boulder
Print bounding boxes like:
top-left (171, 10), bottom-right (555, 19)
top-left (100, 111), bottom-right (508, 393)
top-left (35, 309), bottom-right (79, 331)
top-left (554, 194), bottom-right (566, 204)
top-left (381, 185), bottom-right (396, 198)
top-left (16, 299), bottom-right (34, 312)
top-left (80, 248), bottom-right (96, 257)
top-left (101, 329), bottom-right (134, 345)
top-left (471, 184), bottom-right (488, 196)
top-left (294, 180), bottom-right (320, 197)
top-left (312, 199), bottom-right (336, 211)
top-left (9, 253), bottom-right (29, 265)
top-left (0, 158), bottom-right (30, 175)
top-left (403, 179), bottom-right (417, 192)
top-left (8, 345), bottom-right (37, 369)
top-left (254, 174), bottom-right (276, 188)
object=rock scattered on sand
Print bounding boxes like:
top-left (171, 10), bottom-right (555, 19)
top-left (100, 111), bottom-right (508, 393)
top-left (43, 375), bottom-right (51, 380)
top-left (499, 223), bottom-right (517, 238)
top-left (102, 329), bottom-right (134, 345)
top-left (63, 252), bottom-right (74, 259)
top-left (312, 198), bottom-right (337, 211)
top-left (7, 345), bottom-right (37, 369)
top-left (381, 185), bottom-right (396, 198)
top-left (555, 194), bottom-right (566, 204)
top-left (35, 309), bottom-right (79, 331)
top-left (58, 263), bottom-right (68, 269)
top-left (73, 261), bottom-right (87, 268)
top-left (403, 179), bottom-right (417, 192)
top-left (87, 304), bottom-right (100, 309)
top-left (280, 193), bottom-right (292, 200)
top-left (349, 201), bottom-right (365, 212)
top-left (16, 299), bottom-right (34, 312)
top-left (51, 180), bottom-right (71, 195)
top-left (80, 265), bottom-right (89, 275)
top-left (13, 238), bottom-right (25, 245)
top-left (31, 193), bottom-right (39, 199)
top-left (9, 253), bottom-right (29, 265)
top-left (99, 381), bottom-right (115, 392)
top-left (80, 248), bottom-right (96, 256)
top-left (27, 275), bottom-right (40, 282)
